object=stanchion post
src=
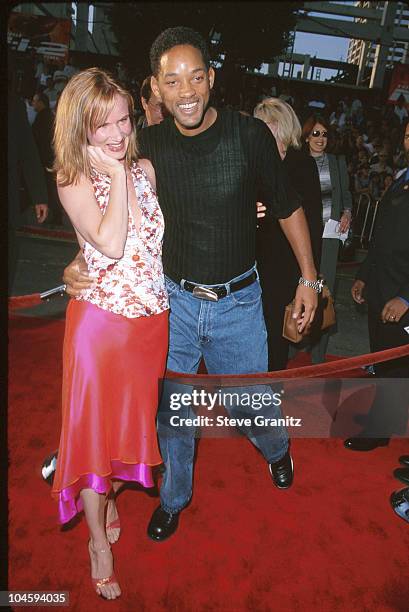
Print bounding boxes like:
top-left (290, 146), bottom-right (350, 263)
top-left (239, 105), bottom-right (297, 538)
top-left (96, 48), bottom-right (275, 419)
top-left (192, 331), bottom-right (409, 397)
top-left (368, 199), bottom-right (380, 243)
top-left (359, 193), bottom-right (372, 248)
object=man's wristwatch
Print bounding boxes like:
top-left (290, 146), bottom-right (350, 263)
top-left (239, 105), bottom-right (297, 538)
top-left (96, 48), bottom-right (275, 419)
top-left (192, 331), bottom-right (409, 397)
top-left (298, 277), bottom-right (324, 294)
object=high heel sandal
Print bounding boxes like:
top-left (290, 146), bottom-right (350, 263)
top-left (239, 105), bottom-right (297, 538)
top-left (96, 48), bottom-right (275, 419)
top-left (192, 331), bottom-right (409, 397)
top-left (88, 540), bottom-right (120, 599)
top-left (105, 498), bottom-right (121, 544)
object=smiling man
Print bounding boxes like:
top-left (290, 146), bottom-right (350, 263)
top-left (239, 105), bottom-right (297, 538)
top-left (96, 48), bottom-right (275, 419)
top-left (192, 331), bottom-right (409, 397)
top-left (150, 41), bottom-right (216, 135)
top-left (61, 27), bottom-right (320, 541)
top-left (137, 26), bottom-right (320, 541)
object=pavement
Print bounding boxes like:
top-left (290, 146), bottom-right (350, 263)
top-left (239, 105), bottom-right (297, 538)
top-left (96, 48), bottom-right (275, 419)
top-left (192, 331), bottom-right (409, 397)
top-left (9, 221), bottom-right (371, 358)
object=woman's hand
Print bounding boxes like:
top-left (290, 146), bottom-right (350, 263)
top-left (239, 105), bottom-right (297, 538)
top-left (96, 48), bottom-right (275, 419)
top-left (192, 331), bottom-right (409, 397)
top-left (35, 203), bottom-right (49, 223)
top-left (87, 146), bottom-right (124, 178)
top-left (339, 210), bottom-right (352, 233)
top-left (351, 279), bottom-right (365, 304)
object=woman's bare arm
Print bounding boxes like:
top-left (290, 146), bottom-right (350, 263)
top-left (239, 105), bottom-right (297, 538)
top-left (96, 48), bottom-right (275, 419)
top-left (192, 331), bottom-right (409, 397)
top-left (58, 146), bottom-right (128, 259)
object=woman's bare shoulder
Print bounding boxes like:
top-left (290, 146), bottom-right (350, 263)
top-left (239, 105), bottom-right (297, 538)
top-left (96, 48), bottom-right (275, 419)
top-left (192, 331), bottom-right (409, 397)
top-left (57, 171), bottom-right (91, 193)
top-left (137, 157), bottom-right (154, 173)
top-left (137, 158), bottom-right (156, 190)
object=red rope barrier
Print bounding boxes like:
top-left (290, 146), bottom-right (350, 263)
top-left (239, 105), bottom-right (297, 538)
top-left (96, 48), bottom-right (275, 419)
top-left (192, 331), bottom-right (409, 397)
top-left (8, 293), bottom-right (42, 310)
top-left (9, 290), bottom-right (409, 379)
top-left (8, 285), bottom-right (66, 311)
top-left (166, 343), bottom-right (409, 382)
top-left (17, 225), bottom-right (76, 241)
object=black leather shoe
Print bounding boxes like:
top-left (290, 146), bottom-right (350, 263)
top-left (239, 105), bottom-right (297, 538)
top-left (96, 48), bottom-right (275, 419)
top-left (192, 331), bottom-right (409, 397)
top-left (399, 455), bottom-right (409, 467)
top-left (394, 467), bottom-right (409, 486)
top-left (41, 450), bottom-right (59, 485)
top-left (390, 488), bottom-right (409, 523)
top-left (343, 437), bottom-right (389, 451)
top-left (268, 451), bottom-right (294, 489)
top-left (147, 505), bottom-right (180, 542)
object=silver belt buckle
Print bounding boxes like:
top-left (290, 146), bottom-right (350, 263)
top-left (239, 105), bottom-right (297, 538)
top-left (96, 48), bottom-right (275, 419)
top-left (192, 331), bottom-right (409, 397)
top-left (192, 286), bottom-right (219, 301)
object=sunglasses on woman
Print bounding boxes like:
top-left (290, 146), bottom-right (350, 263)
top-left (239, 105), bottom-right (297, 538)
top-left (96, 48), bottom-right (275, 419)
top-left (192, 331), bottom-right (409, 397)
top-left (311, 130), bottom-right (328, 138)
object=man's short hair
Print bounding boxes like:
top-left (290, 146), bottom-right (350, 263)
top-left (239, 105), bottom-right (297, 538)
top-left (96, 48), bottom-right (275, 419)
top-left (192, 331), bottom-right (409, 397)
top-left (150, 26), bottom-right (210, 77)
top-left (140, 76), bottom-right (153, 103)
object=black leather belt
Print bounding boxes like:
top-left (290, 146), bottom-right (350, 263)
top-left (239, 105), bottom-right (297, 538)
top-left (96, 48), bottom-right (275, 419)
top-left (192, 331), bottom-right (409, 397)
top-left (182, 271), bottom-right (257, 301)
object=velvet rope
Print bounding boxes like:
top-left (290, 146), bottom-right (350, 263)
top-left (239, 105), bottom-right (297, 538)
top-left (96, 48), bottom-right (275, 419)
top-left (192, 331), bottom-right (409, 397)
top-left (8, 293), bottom-right (43, 310)
top-left (8, 285), bottom-right (66, 311)
top-left (166, 343), bottom-right (409, 382)
top-left (17, 225), bottom-right (75, 241)
top-left (9, 291), bottom-right (409, 379)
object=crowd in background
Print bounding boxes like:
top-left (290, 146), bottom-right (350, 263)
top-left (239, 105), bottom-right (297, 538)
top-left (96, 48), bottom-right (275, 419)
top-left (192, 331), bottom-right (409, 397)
top-left (216, 79), bottom-right (408, 216)
top-left (10, 52), bottom-right (409, 229)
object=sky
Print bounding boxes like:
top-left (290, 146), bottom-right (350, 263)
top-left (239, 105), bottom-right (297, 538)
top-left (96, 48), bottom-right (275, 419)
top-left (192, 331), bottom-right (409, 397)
top-left (294, 32), bottom-right (350, 64)
top-left (292, 1), bottom-right (354, 81)
top-left (291, 32), bottom-right (351, 80)
top-left (263, 2), bottom-right (356, 82)
top-left (258, 31), bottom-right (352, 81)
top-left (293, 1), bottom-right (360, 80)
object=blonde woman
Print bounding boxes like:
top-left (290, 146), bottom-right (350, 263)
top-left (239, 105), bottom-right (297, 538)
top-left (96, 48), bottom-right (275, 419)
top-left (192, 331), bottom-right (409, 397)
top-left (254, 98), bottom-right (322, 370)
top-left (50, 68), bottom-right (169, 599)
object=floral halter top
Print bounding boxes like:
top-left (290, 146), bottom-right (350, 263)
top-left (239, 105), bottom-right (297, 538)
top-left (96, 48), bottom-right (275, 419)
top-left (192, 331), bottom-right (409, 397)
top-left (76, 162), bottom-right (168, 318)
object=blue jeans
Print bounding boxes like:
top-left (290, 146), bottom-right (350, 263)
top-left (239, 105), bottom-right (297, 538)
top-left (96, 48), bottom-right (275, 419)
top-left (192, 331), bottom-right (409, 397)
top-left (158, 266), bottom-right (289, 513)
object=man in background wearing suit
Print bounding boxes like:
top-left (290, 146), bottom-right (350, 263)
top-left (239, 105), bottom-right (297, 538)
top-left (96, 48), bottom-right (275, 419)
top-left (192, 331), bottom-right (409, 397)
top-left (345, 120), bottom-right (409, 452)
top-left (8, 91), bottom-right (49, 293)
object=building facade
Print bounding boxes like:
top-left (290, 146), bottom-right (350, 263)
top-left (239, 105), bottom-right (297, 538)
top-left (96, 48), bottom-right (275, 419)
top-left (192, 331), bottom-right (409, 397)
top-left (347, 1), bottom-right (409, 82)
top-left (10, 2), bottom-right (118, 57)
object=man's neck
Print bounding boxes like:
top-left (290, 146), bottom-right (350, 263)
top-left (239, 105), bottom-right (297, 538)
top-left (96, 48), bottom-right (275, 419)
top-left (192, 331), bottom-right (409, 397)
top-left (174, 107), bottom-right (217, 137)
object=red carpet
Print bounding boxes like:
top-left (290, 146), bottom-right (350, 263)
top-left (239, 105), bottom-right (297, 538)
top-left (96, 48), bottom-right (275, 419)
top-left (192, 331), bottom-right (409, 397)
top-left (8, 315), bottom-right (409, 611)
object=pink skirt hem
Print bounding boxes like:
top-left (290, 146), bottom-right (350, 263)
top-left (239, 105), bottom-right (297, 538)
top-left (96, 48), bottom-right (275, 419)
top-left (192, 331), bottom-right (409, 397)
top-left (54, 460), bottom-right (156, 524)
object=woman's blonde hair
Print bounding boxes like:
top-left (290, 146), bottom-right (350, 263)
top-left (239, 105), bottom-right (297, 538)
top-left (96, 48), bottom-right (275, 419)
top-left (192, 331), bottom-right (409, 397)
top-left (53, 67), bottom-right (138, 186)
top-left (253, 97), bottom-right (301, 151)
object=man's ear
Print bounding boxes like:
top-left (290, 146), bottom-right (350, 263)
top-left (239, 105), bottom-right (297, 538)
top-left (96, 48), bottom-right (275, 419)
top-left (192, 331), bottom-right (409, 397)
top-left (150, 76), bottom-right (162, 102)
top-left (141, 97), bottom-right (148, 112)
top-left (208, 67), bottom-right (215, 90)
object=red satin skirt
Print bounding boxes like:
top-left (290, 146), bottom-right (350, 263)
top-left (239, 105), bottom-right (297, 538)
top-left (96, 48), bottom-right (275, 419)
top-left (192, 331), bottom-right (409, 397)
top-left (51, 299), bottom-right (169, 523)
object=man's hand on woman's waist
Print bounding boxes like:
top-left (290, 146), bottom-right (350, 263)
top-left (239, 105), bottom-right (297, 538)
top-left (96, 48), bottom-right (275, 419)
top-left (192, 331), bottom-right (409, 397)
top-left (63, 251), bottom-right (94, 297)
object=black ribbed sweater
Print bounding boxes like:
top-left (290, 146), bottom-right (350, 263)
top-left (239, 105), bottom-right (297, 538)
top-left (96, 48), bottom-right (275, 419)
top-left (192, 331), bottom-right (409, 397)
top-left (139, 109), bottom-right (300, 285)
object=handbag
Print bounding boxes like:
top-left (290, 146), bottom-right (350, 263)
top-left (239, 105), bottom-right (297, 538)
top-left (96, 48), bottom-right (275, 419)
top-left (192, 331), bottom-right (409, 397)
top-left (282, 284), bottom-right (336, 343)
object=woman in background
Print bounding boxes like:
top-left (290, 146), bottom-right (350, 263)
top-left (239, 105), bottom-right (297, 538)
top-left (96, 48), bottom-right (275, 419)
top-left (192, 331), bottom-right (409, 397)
top-left (302, 114), bottom-right (352, 363)
top-left (51, 68), bottom-right (168, 599)
top-left (254, 98), bottom-right (322, 370)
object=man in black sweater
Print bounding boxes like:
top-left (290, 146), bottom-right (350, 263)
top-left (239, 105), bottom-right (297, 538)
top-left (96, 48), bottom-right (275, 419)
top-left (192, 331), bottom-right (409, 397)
top-left (61, 27), bottom-right (321, 541)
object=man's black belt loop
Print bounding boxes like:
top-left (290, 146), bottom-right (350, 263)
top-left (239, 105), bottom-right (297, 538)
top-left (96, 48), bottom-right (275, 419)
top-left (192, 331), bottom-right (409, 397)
top-left (181, 271), bottom-right (257, 301)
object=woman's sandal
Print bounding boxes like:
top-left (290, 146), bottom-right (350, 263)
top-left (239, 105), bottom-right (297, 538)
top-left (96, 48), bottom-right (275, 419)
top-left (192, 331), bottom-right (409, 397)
top-left (105, 498), bottom-right (121, 544)
top-left (88, 540), bottom-right (121, 599)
